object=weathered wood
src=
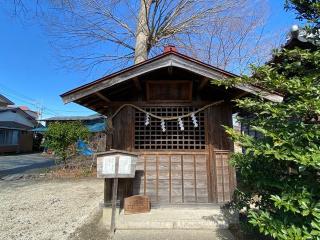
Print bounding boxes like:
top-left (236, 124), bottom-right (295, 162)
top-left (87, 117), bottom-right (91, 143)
top-left (106, 101), bottom-right (214, 107)
top-left (110, 177), bottom-right (118, 233)
top-left (212, 150), bottom-right (234, 203)
top-left (104, 179), bottom-right (112, 205)
top-left (96, 92), bottom-right (110, 103)
top-left (206, 103), bottom-right (233, 150)
top-left (62, 54), bottom-right (229, 103)
top-left (61, 53), bottom-right (283, 104)
top-left (132, 77), bottom-right (142, 92)
top-left (109, 155), bottom-right (121, 233)
top-left (112, 106), bottom-right (135, 151)
top-left (124, 195), bottom-right (150, 214)
top-left (134, 106), bottom-right (205, 150)
top-left (62, 51), bottom-right (276, 206)
top-left (132, 152), bottom-right (210, 204)
top-left (146, 80), bottom-right (192, 102)
top-left (95, 75), bottom-right (236, 205)
top-left (198, 77), bottom-right (209, 91)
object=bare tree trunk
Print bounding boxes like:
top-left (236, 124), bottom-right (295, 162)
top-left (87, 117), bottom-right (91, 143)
top-left (134, 0), bottom-right (152, 64)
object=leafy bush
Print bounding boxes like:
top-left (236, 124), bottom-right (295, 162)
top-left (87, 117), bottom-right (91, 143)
top-left (217, 1), bottom-right (320, 239)
top-left (44, 121), bottom-right (90, 166)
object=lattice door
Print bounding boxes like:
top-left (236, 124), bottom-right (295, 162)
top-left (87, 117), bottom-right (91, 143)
top-left (134, 106), bottom-right (205, 150)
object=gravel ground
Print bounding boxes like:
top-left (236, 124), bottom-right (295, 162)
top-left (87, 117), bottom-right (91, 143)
top-left (0, 178), bottom-right (104, 240)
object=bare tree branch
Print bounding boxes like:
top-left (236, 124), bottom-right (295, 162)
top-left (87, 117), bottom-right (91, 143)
top-left (4, 0), bottom-right (280, 74)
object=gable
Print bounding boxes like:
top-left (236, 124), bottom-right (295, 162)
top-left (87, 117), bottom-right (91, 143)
top-left (61, 52), bottom-right (283, 110)
top-left (146, 80), bottom-right (192, 102)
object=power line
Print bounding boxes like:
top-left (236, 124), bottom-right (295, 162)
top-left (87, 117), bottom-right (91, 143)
top-left (0, 83), bottom-right (93, 117)
top-left (0, 83), bottom-right (61, 116)
top-left (1, 92), bottom-right (37, 106)
top-left (0, 83), bottom-right (38, 103)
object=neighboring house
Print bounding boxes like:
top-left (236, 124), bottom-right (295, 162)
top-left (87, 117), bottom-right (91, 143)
top-left (0, 94), bottom-right (39, 154)
top-left (0, 94), bottom-right (14, 108)
top-left (41, 114), bottom-right (107, 152)
top-left (61, 46), bottom-right (282, 206)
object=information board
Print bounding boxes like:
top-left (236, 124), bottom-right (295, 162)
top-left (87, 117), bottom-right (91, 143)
top-left (118, 155), bottom-right (132, 174)
top-left (102, 156), bottom-right (116, 175)
top-left (96, 150), bottom-right (138, 178)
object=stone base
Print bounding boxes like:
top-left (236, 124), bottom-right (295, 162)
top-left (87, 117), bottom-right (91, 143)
top-left (101, 203), bottom-right (238, 230)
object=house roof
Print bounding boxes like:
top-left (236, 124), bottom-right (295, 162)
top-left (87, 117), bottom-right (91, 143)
top-left (0, 121), bottom-right (33, 130)
top-left (0, 94), bottom-right (14, 105)
top-left (0, 107), bottom-right (38, 126)
top-left (61, 50), bottom-right (283, 104)
top-left (42, 114), bottom-right (104, 121)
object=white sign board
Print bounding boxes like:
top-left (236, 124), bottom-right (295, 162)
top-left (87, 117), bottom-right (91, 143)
top-left (118, 155), bottom-right (132, 174)
top-left (96, 150), bottom-right (138, 178)
top-left (102, 156), bottom-right (116, 175)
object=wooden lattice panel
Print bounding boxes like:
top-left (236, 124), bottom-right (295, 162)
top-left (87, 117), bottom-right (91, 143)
top-left (135, 107), bottom-right (205, 150)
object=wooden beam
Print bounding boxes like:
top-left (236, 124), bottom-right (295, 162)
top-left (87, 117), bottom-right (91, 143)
top-left (96, 92), bottom-right (110, 103)
top-left (77, 96), bottom-right (100, 105)
top-left (132, 77), bottom-right (142, 92)
top-left (82, 102), bottom-right (97, 108)
top-left (198, 78), bottom-right (210, 91)
top-left (106, 101), bottom-right (214, 107)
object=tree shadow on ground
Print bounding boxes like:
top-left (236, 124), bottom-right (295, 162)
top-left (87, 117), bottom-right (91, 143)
top-left (68, 210), bottom-right (111, 240)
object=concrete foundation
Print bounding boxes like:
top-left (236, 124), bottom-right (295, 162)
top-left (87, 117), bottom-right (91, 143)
top-left (101, 204), bottom-right (238, 231)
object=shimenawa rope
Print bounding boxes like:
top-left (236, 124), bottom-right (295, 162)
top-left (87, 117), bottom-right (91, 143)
top-left (107, 100), bottom-right (224, 129)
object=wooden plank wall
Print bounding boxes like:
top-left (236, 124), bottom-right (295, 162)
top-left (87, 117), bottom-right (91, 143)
top-left (111, 106), bottom-right (135, 202)
top-left (205, 102), bottom-right (233, 150)
top-left (112, 106), bottom-right (135, 151)
top-left (133, 152), bottom-right (209, 204)
top-left (205, 103), bottom-right (236, 203)
top-left (110, 102), bottom-right (236, 204)
top-left (213, 150), bottom-right (236, 203)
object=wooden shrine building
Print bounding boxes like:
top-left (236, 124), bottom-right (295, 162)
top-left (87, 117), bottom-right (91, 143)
top-left (61, 47), bottom-right (282, 205)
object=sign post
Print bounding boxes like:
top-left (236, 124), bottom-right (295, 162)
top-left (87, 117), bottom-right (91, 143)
top-left (95, 150), bottom-right (138, 233)
top-left (110, 177), bottom-right (118, 233)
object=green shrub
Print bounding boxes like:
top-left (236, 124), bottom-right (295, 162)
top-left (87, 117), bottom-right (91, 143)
top-left (217, 1), bottom-right (320, 239)
top-left (44, 121), bottom-right (90, 166)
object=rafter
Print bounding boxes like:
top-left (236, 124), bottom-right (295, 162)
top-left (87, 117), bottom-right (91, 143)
top-left (198, 78), bottom-right (210, 91)
top-left (96, 92), bottom-right (111, 103)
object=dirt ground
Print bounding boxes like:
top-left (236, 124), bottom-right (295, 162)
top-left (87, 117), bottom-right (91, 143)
top-left (0, 178), bottom-right (105, 240)
top-left (0, 177), bottom-right (253, 240)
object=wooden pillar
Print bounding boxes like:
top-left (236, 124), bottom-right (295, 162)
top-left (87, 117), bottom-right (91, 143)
top-left (110, 178), bottom-right (118, 233)
top-left (104, 179), bottom-right (113, 205)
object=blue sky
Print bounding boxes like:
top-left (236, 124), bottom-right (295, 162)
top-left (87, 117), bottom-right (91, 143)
top-left (0, 1), bottom-right (298, 119)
